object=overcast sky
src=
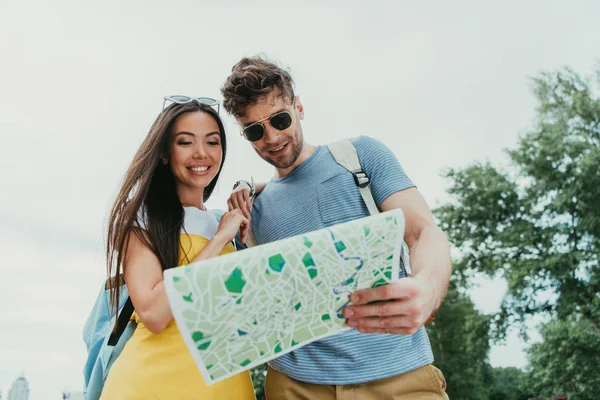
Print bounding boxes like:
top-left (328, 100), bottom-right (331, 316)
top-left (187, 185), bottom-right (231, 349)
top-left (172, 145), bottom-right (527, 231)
top-left (1, 0), bottom-right (599, 398)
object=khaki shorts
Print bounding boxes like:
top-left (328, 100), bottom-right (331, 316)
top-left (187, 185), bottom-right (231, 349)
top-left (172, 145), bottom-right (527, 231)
top-left (265, 364), bottom-right (448, 400)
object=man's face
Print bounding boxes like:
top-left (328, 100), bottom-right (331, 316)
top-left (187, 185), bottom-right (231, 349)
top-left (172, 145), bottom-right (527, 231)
top-left (236, 90), bottom-right (304, 170)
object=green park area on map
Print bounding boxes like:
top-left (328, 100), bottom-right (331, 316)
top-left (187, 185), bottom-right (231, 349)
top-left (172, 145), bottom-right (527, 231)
top-left (164, 209), bottom-right (405, 384)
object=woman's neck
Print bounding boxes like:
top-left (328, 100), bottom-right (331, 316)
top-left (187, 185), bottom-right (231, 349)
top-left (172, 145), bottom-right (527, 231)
top-left (177, 186), bottom-right (205, 210)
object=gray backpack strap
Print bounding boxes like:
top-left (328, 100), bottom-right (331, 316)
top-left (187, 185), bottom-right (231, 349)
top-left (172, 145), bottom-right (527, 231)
top-left (327, 138), bottom-right (411, 274)
top-left (327, 139), bottom-right (379, 216)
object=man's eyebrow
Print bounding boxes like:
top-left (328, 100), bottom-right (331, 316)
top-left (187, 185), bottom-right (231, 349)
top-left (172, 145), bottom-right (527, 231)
top-left (244, 108), bottom-right (287, 127)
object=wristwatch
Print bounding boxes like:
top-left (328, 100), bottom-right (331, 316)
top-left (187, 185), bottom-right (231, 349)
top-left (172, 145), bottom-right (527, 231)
top-left (232, 178), bottom-right (255, 198)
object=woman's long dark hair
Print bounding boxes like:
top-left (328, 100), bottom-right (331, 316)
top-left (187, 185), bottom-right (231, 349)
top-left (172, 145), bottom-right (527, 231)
top-left (106, 101), bottom-right (227, 314)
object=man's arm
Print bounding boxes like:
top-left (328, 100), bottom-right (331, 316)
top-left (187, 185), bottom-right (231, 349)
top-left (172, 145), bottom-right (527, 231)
top-left (343, 187), bottom-right (452, 335)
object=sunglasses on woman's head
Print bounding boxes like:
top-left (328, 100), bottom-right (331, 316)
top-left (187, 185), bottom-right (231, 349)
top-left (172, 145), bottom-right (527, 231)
top-left (162, 96), bottom-right (220, 113)
top-left (241, 110), bottom-right (293, 142)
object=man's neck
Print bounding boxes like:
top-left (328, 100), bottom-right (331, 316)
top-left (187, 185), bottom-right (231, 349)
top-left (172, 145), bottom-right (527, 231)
top-left (275, 143), bottom-right (317, 179)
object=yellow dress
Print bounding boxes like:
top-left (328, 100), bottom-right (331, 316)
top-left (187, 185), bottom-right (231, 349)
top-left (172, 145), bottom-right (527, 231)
top-left (101, 229), bottom-right (256, 400)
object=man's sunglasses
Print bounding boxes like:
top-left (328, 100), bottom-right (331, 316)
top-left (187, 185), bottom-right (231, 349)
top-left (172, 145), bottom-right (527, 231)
top-left (163, 95), bottom-right (220, 113)
top-left (241, 110), bottom-right (293, 142)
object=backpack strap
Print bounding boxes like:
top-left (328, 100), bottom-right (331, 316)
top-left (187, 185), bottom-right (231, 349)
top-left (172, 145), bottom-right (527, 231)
top-left (108, 297), bottom-right (134, 346)
top-left (105, 274), bottom-right (135, 347)
top-left (326, 139), bottom-right (434, 324)
top-left (327, 139), bottom-right (379, 216)
top-left (327, 138), bottom-right (413, 275)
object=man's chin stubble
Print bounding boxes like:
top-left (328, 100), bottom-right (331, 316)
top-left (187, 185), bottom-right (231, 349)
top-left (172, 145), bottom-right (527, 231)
top-left (267, 157), bottom-right (295, 169)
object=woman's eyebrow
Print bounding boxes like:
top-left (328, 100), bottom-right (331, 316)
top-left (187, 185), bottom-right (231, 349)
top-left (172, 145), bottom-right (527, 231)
top-left (174, 131), bottom-right (195, 138)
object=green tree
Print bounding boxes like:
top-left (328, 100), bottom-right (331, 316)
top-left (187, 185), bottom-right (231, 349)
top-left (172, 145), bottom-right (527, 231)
top-left (434, 66), bottom-right (600, 397)
top-left (251, 364), bottom-right (267, 400)
top-left (427, 281), bottom-right (493, 400)
top-left (488, 367), bottom-right (534, 400)
top-left (527, 316), bottom-right (600, 400)
top-left (435, 67), bottom-right (600, 337)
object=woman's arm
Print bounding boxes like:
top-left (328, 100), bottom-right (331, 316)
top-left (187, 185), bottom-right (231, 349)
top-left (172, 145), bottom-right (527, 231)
top-left (124, 210), bottom-right (249, 334)
top-left (123, 230), bottom-right (173, 334)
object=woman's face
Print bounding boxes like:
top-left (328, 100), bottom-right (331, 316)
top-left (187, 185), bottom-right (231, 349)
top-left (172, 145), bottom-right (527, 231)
top-left (166, 111), bottom-right (223, 195)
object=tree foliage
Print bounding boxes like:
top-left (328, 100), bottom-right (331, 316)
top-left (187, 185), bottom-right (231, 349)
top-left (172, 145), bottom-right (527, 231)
top-left (527, 316), bottom-right (600, 400)
top-left (488, 367), bottom-right (534, 400)
top-left (427, 281), bottom-right (493, 399)
top-left (435, 67), bottom-right (600, 338)
top-left (251, 364), bottom-right (267, 400)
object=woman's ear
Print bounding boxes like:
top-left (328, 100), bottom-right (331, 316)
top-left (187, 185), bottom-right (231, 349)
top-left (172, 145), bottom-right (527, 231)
top-left (160, 153), bottom-right (168, 164)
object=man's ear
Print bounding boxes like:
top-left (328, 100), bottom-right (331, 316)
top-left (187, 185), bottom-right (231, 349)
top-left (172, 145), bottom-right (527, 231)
top-left (295, 96), bottom-right (304, 120)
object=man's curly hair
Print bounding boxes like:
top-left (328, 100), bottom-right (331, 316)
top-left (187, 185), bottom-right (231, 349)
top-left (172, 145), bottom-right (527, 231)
top-left (221, 56), bottom-right (295, 118)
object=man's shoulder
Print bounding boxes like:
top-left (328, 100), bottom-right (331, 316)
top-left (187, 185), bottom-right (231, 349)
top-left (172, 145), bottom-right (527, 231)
top-left (325, 136), bottom-right (395, 164)
top-left (322, 135), bottom-right (387, 157)
top-left (326, 135), bottom-right (377, 146)
top-left (324, 135), bottom-right (389, 155)
top-left (349, 135), bottom-right (388, 151)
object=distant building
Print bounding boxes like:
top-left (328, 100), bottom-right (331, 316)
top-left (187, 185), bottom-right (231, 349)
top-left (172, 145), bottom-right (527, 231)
top-left (62, 391), bottom-right (84, 400)
top-left (7, 374), bottom-right (29, 400)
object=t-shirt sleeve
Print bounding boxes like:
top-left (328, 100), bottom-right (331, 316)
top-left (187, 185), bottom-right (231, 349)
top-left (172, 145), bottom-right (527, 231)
top-left (353, 135), bottom-right (415, 206)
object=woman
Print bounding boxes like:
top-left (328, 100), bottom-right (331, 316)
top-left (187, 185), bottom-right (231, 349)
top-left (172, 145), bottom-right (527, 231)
top-left (101, 99), bottom-right (256, 399)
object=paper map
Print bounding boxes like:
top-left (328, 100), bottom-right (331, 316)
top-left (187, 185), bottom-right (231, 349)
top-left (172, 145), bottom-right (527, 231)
top-left (164, 209), bottom-right (405, 385)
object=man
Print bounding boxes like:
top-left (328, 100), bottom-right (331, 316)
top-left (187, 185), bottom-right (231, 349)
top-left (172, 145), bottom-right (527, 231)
top-left (222, 56), bottom-right (451, 400)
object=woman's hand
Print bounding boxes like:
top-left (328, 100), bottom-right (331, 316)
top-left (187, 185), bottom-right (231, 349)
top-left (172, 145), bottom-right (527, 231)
top-left (190, 209), bottom-right (248, 264)
top-left (214, 209), bottom-right (249, 245)
top-left (228, 182), bottom-right (253, 219)
top-left (227, 180), bottom-right (266, 243)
